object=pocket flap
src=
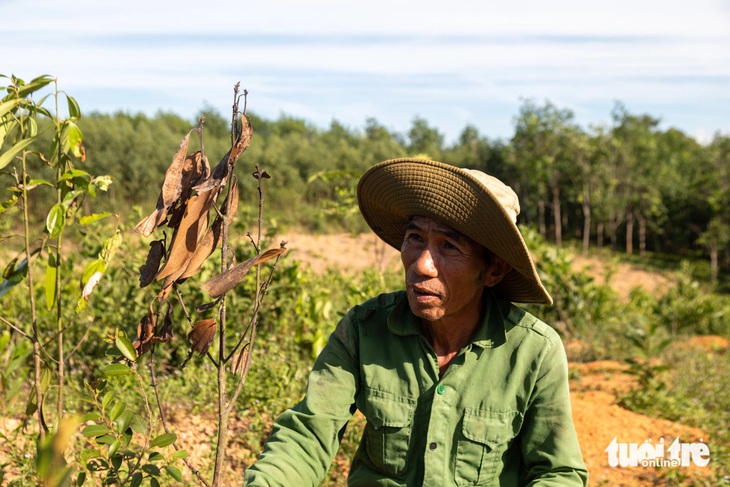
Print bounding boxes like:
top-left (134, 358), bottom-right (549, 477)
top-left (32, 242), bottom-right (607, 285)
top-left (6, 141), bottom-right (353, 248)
top-left (461, 409), bottom-right (521, 447)
top-left (361, 390), bottom-right (415, 429)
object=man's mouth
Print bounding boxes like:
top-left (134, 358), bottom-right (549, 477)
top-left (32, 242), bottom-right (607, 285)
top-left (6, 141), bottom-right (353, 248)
top-left (410, 284), bottom-right (440, 300)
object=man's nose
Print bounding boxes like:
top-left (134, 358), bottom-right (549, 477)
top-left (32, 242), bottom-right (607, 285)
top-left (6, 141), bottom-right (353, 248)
top-left (413, 247), bottom-right (438, 277)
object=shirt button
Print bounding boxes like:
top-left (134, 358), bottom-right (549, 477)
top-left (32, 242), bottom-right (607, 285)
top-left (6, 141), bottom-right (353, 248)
top-left (436, 384), bottom-right (445, 395)
top-left (429, 442), bottom-right (438, 451)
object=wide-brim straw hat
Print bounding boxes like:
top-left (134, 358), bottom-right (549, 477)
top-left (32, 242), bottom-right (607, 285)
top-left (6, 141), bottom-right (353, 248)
top-left (357, 158), bottom-right (553, 305)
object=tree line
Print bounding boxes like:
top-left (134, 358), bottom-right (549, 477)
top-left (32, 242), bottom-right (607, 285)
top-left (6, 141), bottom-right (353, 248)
top-left (66, 100), bottom-right (729, 281)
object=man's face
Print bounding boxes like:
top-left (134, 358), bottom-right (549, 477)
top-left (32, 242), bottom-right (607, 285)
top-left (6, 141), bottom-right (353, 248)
top-left (400, 216), bottom-right (489, 325)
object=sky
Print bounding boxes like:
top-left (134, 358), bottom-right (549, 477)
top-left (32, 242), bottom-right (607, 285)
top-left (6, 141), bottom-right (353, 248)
top-left (2, 0), bottom-right (729, 144)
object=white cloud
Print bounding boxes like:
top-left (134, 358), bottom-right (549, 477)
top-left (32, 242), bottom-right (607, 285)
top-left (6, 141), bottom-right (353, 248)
top-left (2, 0), bottom-right (729, 141)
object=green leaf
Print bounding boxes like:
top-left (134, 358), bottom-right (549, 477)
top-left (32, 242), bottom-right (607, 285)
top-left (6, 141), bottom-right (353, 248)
top-left (115, 336), bottom-right (137, 363)
top-left (114, 410), bottom-right (134, 434)
top-left (76, 471), bottom-right (87, 486)
top-left (141, 464), bottom-right (161, 476)
top-left (16, 75), bottom-right (54, 97)
top-left (24, 178), bottom-right (54, 190)
top-left (108, 401), bottom-right (125, 421)
top-left (26, 116), bottom-right (38, 137)
top-left (67, 95), bottom-right (81, 120)
top-left (149, 432), bottom-right (177, 448)
top-left (130, 472), bottom-right (143, 487)
top-left (81, 424), bottom-right (110, 438)
top-left (61, 189), bottom-right (84, 209)
top-left (165, 465), bottom-right (183, 482)
top-left (171, 449), bottom-right (189, 460)
top-left (108, 439), bottom-right (121, 458)
top-left (101, 390), bottom-right (115, 409)
top-left (0, 255), bottom-right (30, 300)
top-left (0, 118), bottom-right (18, 148)
top-left (111, 451), bottom-right (122, 470)
top-left (46, 203), bottom-right (65, 238)
top-left (0, 135), bottom-right (37, 170)
top-left (90, 175), bottom-right (113, 195)
top-left (81, 412), bottom-right (102, 422)
top-left (64, 121), bottom-right (84, 159)
top-left (94, 434), bottom-right (116, 445)
top-left (80, 448), bottom-right (101, 464)
top-left (81, 259), bottom-right (105, 285)
top-left (60, 168), bottom-right (91, 182)
top-left (148, 452), bottom-right (165, 462)
top-left (0, 195), bottom-right (18, 216)
top-left (80, 212), bottom-right (112, 225)
top-left (44, 251), bottom-right (58, 311)
top-left (130, 414), bottom-right (148, 436)
top-left (0, 98), bottom-right (22, 118)
top-left (150, 477), bottom-right (160, 487)
top-left (103, 363), bottom-right (130, 377)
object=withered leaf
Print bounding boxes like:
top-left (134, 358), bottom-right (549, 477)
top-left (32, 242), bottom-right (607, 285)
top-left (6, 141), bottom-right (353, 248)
top-left (152, 303), bottom-right (174, 343)
top-left (188, 318), bottom-right (216, 355)
top-left (179, 216), bottom-right (223, 280)
top-left (133, 132), bottom-right (192, 236)
top-left (201, 246), bottom-right (287, 298)
top-left (133, 211), bottom-right (160, 238)
top-left (166, 201), bottom-right (186, 229)
top-left (230, 344), bottom-right (250, 376)
top-left (159, 132), bottom-right (193, 214)
top-left (139, 239), bottom-right (165, 288)
top-left (133, 304), bottom-right (157, 357)
top-left (231, 113), bottom-right (253, 162)
top-left (222, 180), bottom-right (239, 226)
top-left (192, 115), bottom-right (253, 193)
top-left (193, 151), bottom-right (230, 193)
top-left (178, 151), bottom-right (210, 204)
top-left (156, 189), bottom-right (217, 281)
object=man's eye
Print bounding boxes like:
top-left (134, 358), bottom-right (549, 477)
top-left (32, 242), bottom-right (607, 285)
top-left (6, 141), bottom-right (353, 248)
top-left (442, 241), bottom-right (461, 253)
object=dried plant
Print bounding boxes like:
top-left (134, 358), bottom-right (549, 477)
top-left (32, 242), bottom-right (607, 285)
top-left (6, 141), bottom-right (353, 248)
top-left (127, 84), bottom-right (286, 486)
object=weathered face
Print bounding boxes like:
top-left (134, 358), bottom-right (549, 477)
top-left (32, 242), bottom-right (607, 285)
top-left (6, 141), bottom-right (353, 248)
top-left (400, 216), bottom-right (490, 325)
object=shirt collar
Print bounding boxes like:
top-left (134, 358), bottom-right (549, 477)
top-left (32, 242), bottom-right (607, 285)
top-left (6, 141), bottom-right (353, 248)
top-left (387, 289), bottom-right (508, 349)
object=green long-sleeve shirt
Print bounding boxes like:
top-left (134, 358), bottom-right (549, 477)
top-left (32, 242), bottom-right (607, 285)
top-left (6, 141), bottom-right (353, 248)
top-left (244, 290), bottom-right (588, 486)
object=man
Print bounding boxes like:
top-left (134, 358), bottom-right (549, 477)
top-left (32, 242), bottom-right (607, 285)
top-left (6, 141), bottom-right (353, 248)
top-left (244, 158), bottom-right (588, 486)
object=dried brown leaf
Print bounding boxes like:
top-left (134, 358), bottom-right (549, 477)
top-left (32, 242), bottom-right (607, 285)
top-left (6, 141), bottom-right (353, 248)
top-left (139, 239), bottom-right (165, 288)
top-left (132, 304), bottom-right (157, 356)
top-left (160, 132), bottom-right (192, 211)
top-left (188, 318), bottom-right (216, 355)
top-left (166, 201), bottom-right (186, 229)
top-left (201, 246), bottom-right (287, 298)
top-left (191, 115), bottom-right (252, 193)
top-left (152, 303), bottom-right (174, 343)
top-left (222, 180), bottom-right (239, 226)
top-left (179, 216), bottom-right (222, 280)
top-left (178, 151), bottom-right (210, 203)
top-left (193, 151), bottom-right (230, 193)
top-left (230, 345), bottom-right (250, 375)
top-left (156, 189), bottom-right (217, 281)
top-left (133, 210), bottom-right (161, 237)
top-left (132, 132), bottom-right (192, 236)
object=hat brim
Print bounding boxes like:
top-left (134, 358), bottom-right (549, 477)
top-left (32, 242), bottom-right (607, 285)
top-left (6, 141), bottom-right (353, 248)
top-left (357, 158), bottom-right (553, 305)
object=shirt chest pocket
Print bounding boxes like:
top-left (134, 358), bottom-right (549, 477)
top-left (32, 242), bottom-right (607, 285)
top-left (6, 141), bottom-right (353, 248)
top-left (455, 409), bottom-right (522, 486)
top-left (360, 391), bottom-right (416, 477)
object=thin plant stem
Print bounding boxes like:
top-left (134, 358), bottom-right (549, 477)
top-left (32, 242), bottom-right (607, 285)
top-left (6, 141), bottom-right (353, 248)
top-left (53, 79), bottom-right (65, 418)
top-left (20, 147), bottom-right (44, 440)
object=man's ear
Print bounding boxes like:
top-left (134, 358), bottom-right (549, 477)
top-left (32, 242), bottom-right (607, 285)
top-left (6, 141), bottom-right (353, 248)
top-left (482, 257), bottom-right (512, 287)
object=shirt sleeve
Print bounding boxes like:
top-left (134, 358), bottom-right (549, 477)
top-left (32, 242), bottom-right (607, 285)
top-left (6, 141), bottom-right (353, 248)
top-left (244, 312), bottom-right (360, 486)
top-left (519, 335), bottom-right (589, 486)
